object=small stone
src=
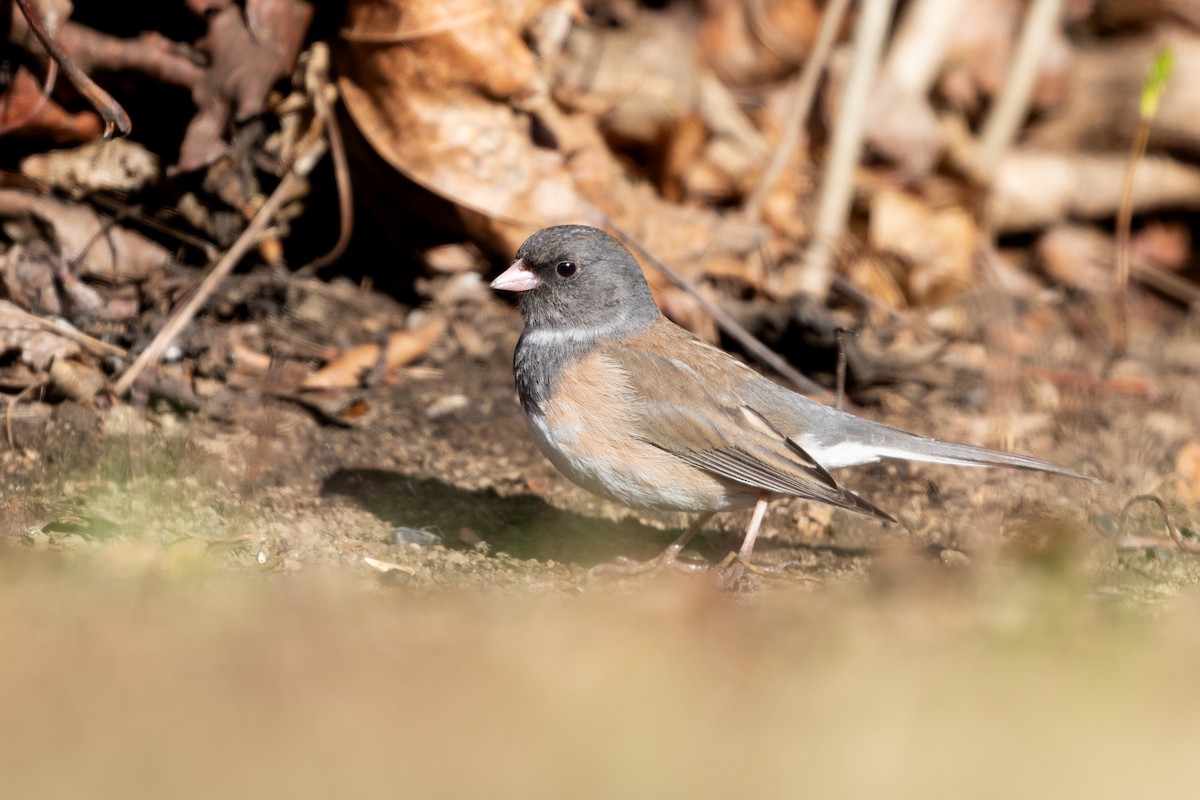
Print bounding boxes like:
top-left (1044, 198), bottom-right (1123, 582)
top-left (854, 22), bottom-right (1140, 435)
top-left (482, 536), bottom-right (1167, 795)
top-left (425, 394), bottom-right (470, 419)
top-left (389, 527), bottom-right (443, 547)
top-left (939, 549), bottom-right (971, 568)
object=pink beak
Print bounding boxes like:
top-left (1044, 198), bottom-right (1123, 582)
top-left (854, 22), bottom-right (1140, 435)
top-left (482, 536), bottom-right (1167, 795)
top-left (490, 258), bottom-right (540, 292)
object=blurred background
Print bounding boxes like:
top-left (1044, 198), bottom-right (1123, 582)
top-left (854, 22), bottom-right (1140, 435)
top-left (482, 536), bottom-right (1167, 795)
top-left (1, 0), bottom-right (1199, 795)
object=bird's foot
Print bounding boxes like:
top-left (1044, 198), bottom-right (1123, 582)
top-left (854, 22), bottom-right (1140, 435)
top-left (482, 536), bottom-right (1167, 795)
top-left (714, 552), bottom-right (782, 588)
top-left (585, 541), bottom-right (707, 582)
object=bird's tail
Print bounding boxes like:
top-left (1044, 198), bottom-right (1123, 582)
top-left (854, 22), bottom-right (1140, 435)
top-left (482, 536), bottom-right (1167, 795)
top-left (870, 433), bottom-right (1097, 482)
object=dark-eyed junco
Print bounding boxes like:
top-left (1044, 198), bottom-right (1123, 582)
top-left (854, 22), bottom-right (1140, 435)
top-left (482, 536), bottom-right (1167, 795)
top-left (492, 225), bottom-right (1094, 576)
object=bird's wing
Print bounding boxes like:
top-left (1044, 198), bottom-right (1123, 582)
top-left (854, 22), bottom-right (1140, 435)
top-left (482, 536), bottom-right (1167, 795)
top-left (600, 325), bottom-right (896, 522)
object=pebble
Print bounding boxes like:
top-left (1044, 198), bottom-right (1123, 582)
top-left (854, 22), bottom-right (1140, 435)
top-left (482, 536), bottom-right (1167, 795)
top-left (425, 394), bottom-right (469, 419)
top-left (389, 527), bottom-right (444, 547)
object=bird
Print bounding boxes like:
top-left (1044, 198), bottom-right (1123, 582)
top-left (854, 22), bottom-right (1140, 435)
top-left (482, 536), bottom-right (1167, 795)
top-left (491, 224), bottom-right (1095, 578)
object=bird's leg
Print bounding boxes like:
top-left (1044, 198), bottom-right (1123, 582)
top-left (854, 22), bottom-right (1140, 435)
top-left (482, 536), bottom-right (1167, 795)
top-left (586, 512), bottom-right (715, 581)
top-left (717, 491), bottom-right (772, 585)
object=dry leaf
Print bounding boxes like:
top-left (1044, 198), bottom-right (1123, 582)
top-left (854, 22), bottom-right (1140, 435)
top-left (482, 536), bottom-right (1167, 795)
top-left (551, 15), bottom-right (698, 145)
top-left (1176, 442), bottom-right (1200, 509)
top-left (1037, 225), bottom-right (1113, 296)
top-left (0, 66), bottom-right (103, 142)
top-left (337, 0), bottom-right (576, 236)
top-left (20, 139), bottom-right (159, 198)
top-left (844, 254), bottom-right (907, 310)
top-left (301, 319), bottom-right (445, 390)
top-left (420, 243), bottom-right (485, 274)
top-left (1131, 221), bottom-right (1191, 271)
top-left (0, 190), bottom-right (170, 282)
top-left (48, 358), bottom-right (106, 403)
top-left (699, 0), bottom-right (819, 86)
top-left (336, 0), bottom-right (760, 275)
top-left (0, 300), bottom-right (81, 369)
top-left (868, 187), bottom-right (977, 306)
top-left (990, 151), bottom-right (1200, 233)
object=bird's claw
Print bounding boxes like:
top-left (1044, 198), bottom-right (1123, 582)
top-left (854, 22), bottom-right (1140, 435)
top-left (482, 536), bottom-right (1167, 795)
top-left (585, 542), bottom-right (707, 582)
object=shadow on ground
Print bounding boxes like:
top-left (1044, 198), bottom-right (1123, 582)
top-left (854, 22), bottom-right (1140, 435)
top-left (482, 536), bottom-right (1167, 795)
top-left (321, 468), bottom-right (693, 566)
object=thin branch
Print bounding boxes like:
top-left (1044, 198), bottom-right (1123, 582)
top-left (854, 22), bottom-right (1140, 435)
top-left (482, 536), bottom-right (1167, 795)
top-left (298, 56), bottom-right (353, 274)
top-left (744, 0), bottom-right (851, 221)
top-left (597, 214), bottom-right (835, 401)
top-left (4, 380), bottom-right (45, 450)
top-left (834, 328), bottom-right (854, 411)
top-left (971, 0), bottom-right (1065, 182)
top-left (1113, 47), bottom-right (1175, 356)
top-left (13, 0), bottom-right (132, 138)
top-left (0, 304), bottom-right (128, 359)
top-left (1117, 493), bottom-right (1200, 554)
top-left (797, 0), bottom-right (897, 300)
top-left (112, 140), bottom-right (327, 396)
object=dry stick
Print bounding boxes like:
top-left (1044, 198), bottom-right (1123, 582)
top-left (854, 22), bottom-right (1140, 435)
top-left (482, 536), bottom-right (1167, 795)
top-left (834, 328), bottom-right (855, 412)
top-left (90, 195), bottom-right (219, 261)
top-left (1113, 48), bottom-right (1175, 357)
top-left (598, 215), bottom-right (833, 400)
top-left (298, 90), bottom-right (353, 274)
top-left (743, 0), bottom-right (852, 222)
top-left (13, 0), bottom-right (132, 138)
top-left (797, 0), bottom-right (897, 301)
top-left (1117, 493), bottom-right (1199, 554)
top-left (1107, 177), bottom-right (1138, 351)
top-left (883, 0), bottom-right (970, 98)
top-left (112, 148), bottom-right (324, 397)
top-left (0, 305), bottom-right (128, 359)
top-left (971, 0), bottom-right (1064, 181)
top-left (964, 0), bottom-right (1063, 457)
top-left (67, 205), bottom-right (141, 274)
top-left (4, 381), bottom-right (44, 450)
top-left (1132, 258), bottom-right (1200, 306)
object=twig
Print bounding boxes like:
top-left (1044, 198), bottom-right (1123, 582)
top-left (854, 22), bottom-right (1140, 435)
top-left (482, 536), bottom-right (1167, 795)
top-left (834, 328), bottom-right (855, 411)
top-left (971, 0), bottom-right (1064, 182)
top-left (90, 196), bottom-right (219, 262)
top-left (112, 141), bottom-right (327, 396)
top-left (1113, 48), bottom-right (1175, 356)
top-left (13, 0), bottom-right (132, 138)
top-left (743, 0), bottom-right (851, 221)
top-left (67, 206), bottom-right (137, 274)
top-left (4, 381), bottom-right (44, 450)
top-left (298, 46), bottom-right (353, 275)
top-left (1116, 493), bottom-right (1200, 554)
top-left (0, 304), bottom-right (128, 359)
top-left (795, 0), bottom-right (897, 300)
top-left (597, 214), bottom-right (833, 400)
top-left (883, 0), bottom-right (970, 95)
top-left (1132, 258), bottom-right (1200, 306)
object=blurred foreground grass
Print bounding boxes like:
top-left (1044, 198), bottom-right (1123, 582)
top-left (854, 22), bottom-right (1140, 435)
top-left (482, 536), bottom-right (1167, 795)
top-left (1, 546), bottom-right (1199, 800)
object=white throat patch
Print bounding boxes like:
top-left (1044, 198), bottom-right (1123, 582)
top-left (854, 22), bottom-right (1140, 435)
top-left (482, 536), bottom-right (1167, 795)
top-left (521, 318), bottom-right (632, 346)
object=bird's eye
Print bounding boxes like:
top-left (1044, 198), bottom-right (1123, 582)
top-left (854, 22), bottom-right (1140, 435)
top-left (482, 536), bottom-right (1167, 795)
top-left (556, 261), bottom-right (577, 278)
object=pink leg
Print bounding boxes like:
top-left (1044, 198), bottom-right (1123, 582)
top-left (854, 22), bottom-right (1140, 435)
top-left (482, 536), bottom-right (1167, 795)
top-left (738, 491), bottom-right (771, 560)
top-left (718, 491), bottom-right (772, 585)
